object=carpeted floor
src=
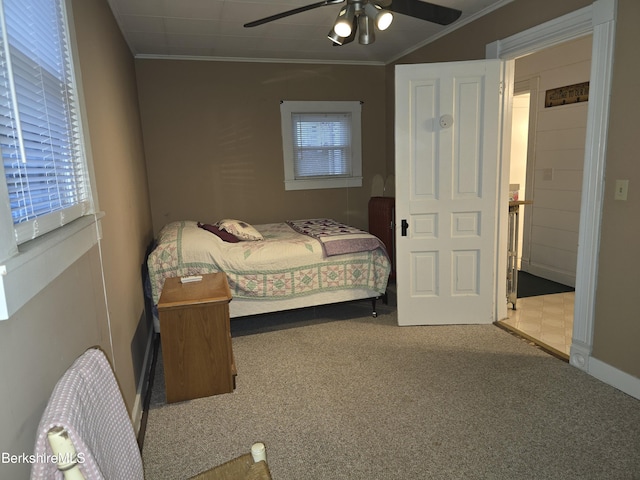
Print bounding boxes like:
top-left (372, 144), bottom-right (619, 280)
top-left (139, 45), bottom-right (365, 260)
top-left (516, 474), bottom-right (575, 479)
top-left (141, 297), bottom-right (640, 480)
top-left (517, 271), bottom-right (575, 298)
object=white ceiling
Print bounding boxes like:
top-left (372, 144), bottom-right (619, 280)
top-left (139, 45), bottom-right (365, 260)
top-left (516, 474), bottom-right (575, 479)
top-left (106, 0), bottom-right (513, 65)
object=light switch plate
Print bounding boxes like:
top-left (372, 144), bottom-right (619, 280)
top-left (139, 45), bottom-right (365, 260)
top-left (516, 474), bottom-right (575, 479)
top-left (614, 179), bottom-right (629, 201)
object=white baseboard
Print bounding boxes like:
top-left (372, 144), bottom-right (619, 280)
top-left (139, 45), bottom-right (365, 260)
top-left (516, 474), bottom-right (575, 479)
top-left (131, 329), bottom-right (155, 435)
top-left (588, 357), bottom-right (640, 401)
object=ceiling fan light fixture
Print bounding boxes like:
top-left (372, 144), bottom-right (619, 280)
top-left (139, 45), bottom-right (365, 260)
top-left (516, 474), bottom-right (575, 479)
top-left (363, 2), bottom-right (393, 31)
top-left (333, 5), bottom-right (355, 38)
top-left (376, 10), bottom-right (393, 30)
top-left (327, 28), bottom-right (345, 45)
top-left (358, 14), bottom-right (375, 45)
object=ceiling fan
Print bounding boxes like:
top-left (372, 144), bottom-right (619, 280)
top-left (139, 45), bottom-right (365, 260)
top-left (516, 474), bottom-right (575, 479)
top-left (244, 0), bottom-right (462, 46)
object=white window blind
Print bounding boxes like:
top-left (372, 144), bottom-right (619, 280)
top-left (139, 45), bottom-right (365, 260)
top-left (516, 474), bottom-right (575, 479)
top-left (0, 0), bottom-right (90, 245)
top-left (292, 112), bottom-right (352, 179)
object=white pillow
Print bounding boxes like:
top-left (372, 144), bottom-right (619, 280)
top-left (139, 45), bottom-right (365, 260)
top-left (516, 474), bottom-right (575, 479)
top-left (216, 219), bottom-right (264, 241)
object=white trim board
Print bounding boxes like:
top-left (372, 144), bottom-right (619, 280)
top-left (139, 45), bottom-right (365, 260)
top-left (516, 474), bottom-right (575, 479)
top-left (0, 214), bottom-right (103, 319)
top-left (589, 358), bottom-right (640, 401)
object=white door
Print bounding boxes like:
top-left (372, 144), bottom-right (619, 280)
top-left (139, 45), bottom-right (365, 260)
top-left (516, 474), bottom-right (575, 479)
top-left (395, 60), bottom-right (502, 326)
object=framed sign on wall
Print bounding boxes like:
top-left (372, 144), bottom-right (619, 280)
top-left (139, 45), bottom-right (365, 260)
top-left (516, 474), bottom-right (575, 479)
top-left (545, 81), bottom-right (589, 107)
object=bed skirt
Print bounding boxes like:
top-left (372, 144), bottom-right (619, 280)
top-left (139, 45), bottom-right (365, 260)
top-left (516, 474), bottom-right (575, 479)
top-left (152, 287), bottom-right (381, 333)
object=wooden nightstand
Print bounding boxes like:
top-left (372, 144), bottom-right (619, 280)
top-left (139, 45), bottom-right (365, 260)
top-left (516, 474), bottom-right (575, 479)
top-left (158, 273), bottom-right (235, 403)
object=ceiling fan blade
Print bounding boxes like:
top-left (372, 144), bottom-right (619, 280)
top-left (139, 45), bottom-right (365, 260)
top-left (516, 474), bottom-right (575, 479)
top-left (244, 0), bottom-right (345, 28)
top-left (389, 0), bottom-right (462, 26)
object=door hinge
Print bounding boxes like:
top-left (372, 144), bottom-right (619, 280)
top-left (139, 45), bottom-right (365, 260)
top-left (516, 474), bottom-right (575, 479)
top-left (499, 81), bottom-right (504, 96)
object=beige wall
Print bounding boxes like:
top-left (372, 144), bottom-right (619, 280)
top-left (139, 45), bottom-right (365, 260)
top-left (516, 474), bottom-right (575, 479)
top-left (135, 60), bottom-right (388, 234)
top-left (72, 0), bottom-right (154, 410)
top-left (390, 0), bottom-right (640, 379)
top-left (0, 249), bottom-right (109, 479)
top-left (592, 0), bottom-right (640, 378)
top-left (0, 1), bottom-right (153, 477)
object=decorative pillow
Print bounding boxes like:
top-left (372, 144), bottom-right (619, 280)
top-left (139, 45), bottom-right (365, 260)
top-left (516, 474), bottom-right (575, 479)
top-left (197, 222), bottom-right (240, 243)
top-left (216, 219), bottom-right (264, 241)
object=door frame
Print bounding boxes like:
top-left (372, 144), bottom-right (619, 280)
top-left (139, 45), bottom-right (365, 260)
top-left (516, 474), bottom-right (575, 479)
top-left (513, 78), bottom-right (539, 276)
top-left (487, 0), bottom-right (616, 373)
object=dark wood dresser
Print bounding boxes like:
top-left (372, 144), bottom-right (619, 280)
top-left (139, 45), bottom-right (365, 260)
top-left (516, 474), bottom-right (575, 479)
top-left (368, 196), bottom-right (395, 279)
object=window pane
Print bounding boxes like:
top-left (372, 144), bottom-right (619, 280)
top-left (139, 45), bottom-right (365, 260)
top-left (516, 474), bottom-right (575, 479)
top-left (292, 112), bottom-right (352, 179)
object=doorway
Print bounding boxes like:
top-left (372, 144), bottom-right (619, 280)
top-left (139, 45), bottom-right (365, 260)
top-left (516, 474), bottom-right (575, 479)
top-left (499, 36), bottom-right (592, 358)
top-left (489, 0), bottom-right (616, 372)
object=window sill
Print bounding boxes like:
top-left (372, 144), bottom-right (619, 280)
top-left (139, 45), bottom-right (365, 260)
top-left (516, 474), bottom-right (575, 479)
top-left (0, 213), bottom-right (104, 320)
top-left (285, 176), bottom-right (363, 191)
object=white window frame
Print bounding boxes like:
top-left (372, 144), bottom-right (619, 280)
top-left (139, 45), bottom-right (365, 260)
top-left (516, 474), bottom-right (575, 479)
top-left (280, 100), bottom-right (362, 191)
top-left (0, 0), bottom-right (100, 320)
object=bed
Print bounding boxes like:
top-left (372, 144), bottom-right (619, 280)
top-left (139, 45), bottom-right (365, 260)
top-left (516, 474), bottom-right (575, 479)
top-left (147, 219), bottom-right (391, 332)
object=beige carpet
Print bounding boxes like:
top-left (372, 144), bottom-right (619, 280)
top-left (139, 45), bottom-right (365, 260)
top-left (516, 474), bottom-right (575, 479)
top-left (142, 296), bottom-right (640, 479)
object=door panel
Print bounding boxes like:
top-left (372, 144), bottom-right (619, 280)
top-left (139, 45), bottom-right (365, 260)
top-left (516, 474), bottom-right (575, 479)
top-left (395, 60), bottom-right (502, 325)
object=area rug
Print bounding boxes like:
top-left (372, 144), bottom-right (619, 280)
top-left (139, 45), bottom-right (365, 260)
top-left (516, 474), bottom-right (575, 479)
top-left (517, 271), bottom-right (574, 298)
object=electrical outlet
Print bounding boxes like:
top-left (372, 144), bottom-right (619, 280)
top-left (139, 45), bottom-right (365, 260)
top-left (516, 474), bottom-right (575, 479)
top-left (614, 179), bottom-right (629, 201)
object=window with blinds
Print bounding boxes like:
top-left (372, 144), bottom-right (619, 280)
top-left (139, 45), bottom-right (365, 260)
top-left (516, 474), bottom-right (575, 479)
top-left (0, 0), bottom-right (90, 245)
top-left (281, 101), bottom-right (362, 191)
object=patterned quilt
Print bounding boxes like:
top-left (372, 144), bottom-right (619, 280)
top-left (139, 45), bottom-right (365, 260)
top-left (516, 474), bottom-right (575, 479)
top-left (147, 220), bottom-right (391, 305)
top-left (286, 218), bottom-right (388, 257)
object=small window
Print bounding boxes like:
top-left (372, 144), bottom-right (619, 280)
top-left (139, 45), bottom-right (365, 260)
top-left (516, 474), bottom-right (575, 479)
top-left (281, 101), bottom-right (362, 191)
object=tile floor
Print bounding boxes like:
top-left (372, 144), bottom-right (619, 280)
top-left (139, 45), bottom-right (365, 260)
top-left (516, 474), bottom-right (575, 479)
top-left (499, 292), bottom-right (575, 359)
